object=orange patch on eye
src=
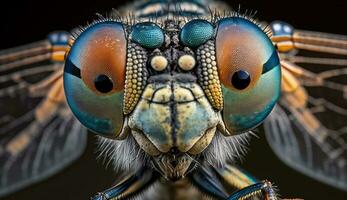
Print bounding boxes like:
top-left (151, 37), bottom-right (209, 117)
top-left (216, 24), bottom-right (265, 90)
top-left (80, 26), bottom-right (127, 93)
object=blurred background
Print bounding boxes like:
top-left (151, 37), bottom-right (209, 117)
top-left (0, 0), bottom-right (346, 199)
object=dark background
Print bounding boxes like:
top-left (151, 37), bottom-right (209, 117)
top-left (1, 0), bottom-right (347, 199)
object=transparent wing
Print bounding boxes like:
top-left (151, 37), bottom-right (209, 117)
top-left (264, 104), bottom-right (347, 190)
top-left (264, 23), bottom-right (347, 191)
top-left (0, 33), bottom-right (87, 197)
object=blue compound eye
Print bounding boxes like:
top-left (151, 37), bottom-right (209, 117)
top-left (180, 19), bottom-right (214, 48)
top-left (130, 22), bottom-right (164, 49)
top-left (48, 31), bottom-right (70, 45)
top-left (270, 21), bottom-right (294, 38)
top-left (64, 22), bottom-right (127, 138)
top-left (215, 17), bottom-right (281, 133)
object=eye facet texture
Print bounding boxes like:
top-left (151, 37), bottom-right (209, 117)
top-left (64, 22), bottom-right (127, 137)
top-left (130, 22), bottom-right (164, 49)
top-left (215, 17), bottom-right (281, 133)
top-left (180, 19), bottom-right (214, 48)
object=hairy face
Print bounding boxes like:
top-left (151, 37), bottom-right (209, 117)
top-left (63, 15), bottom-right (281, 180)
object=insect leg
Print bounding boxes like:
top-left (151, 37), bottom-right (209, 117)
top-left (188, 164), bottom-right (229, 200)
top-left (0, 31), bottom-right (70, 71)
top-left (91, 168), bottom-right (159, 200)
top-left (215, 165), bottom-right (280, 200)
top-left (188, 164), bottom-right (279, 200)
top-left (188, 164), bottom-right (265, 200)
top-left (0, 31), bottom-right (70, 98)
top-left (1, 76), bottom-right (65, 153)
top-left (226, 180), bottom-right (277, 200)
top-left (215, 164), bottom-right (258, 191)
top-left (0, 40), bottom-right (51, 71)
top-left (281, 60), bottom-right (347, 111)
top-left (283, 55), bottom-right (347, 67)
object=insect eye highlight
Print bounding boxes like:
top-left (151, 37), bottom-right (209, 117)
top-left (231, 70), bottom-right (251, 90)
top-left (94, 74), bottom-right (114, 93)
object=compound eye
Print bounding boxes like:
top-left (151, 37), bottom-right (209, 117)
top-left (130, 22), bottom-right (164, 49)
top-left (215, 17), bottom-right (281, 133)
top-left (64, 22), bottom-right (127, 137)
top-left (180, 19), bottom-right (214, 48)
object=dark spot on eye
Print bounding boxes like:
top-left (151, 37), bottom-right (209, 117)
top-left (94, 74), bottom-right (113, 93)
top-left (231, 70), bottom-right (251, 90)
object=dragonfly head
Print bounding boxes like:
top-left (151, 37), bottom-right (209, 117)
top-left (63, 16), bottom-right (281, 180)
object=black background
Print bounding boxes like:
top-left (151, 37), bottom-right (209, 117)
top-left (1, 0), bottom-right (347, 199)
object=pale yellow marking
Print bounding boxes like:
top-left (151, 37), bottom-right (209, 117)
top-left (5, 68), bottom-right (65, 156)
top-left (141, 84), bottom-right (154, 100)
top-left (151, 55), bottom-right (168, 71)
top-left (176, 96), bottom-right (218, 152)
top-left (6, 131), bottom-right (31, 156)
top-left (188, 127), bottom-right (216, 155)
top-left (283, 87), bottom-right (308, 108)
top-left (281, 60), bottom-right (306, 77)
top-left (178, 55), bottom-right (196, 71)
top-left (131, 130), bottom-right (161, 156)
top-left (152, 86), bottom-right (171, 103)
top-left (174, 86), bottom-right (194, 102)
top-left (281, 67), bottom-right (300, 93)
top-left (281, 64), bottom-right (326, 140)
top-left (220, 165), bottom-right (255, 189)
top-left (35, 77), bottom-right (64, 123)
top-left (130, 97), bottom-right (173, 153)
top-left (185, 83), bottom-right (205, 98)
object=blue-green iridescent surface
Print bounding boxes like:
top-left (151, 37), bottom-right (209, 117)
top-left (64, 22), bottom-right (126, 137)
top-left (216, 17), bottom-right (281, 133)
top-left (130, 22), bottom-right (165, 49)
top-left (180, 19), bottom-right (214, 48)
top-left (64, 75), bottom-right (124, 135)
top-left (222, 66), bottom-right (281, 132)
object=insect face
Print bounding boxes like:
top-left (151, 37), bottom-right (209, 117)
top-left (63, 16), bottom-right (281, 180)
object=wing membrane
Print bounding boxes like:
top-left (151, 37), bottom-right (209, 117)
top-left (264, 104), bottom-right (347, 190)
top-left (0, 37), bottom-right (87, 197)
top-left (265, 29), bottom-right (347, 191)
top-left (0, 112), bottom-right (87, 196)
